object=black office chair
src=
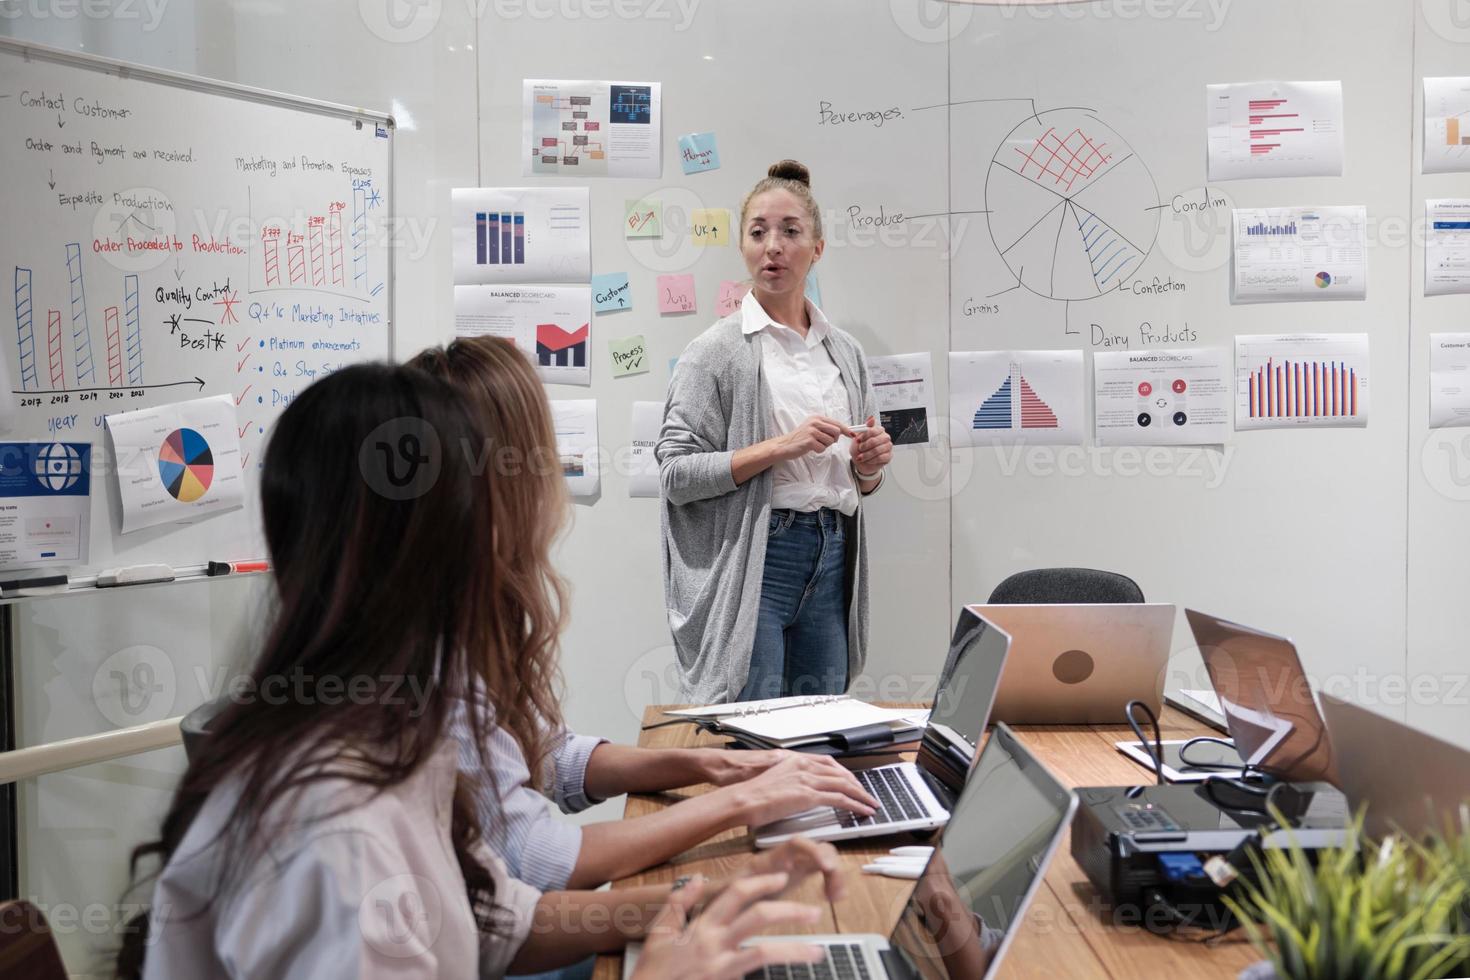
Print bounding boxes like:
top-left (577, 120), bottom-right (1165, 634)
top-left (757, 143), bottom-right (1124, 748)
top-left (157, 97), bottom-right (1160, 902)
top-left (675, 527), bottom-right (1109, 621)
top-left (987, 567), bottom-right (1144, 605)
top-left (179, 694), bottom-right (231, 762)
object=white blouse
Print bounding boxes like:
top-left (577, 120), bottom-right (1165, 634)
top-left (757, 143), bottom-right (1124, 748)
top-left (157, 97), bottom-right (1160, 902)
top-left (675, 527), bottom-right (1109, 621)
top-left (143, 739), bottom-right (540, 980)
top-left (740, 290), bottom-right (859, 516)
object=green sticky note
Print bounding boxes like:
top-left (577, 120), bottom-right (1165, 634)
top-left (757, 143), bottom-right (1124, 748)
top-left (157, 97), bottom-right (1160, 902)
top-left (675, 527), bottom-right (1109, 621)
top-left (624, 198), bottom-right (661, 239)
top-left (608, 334), bottom-right (649, 377)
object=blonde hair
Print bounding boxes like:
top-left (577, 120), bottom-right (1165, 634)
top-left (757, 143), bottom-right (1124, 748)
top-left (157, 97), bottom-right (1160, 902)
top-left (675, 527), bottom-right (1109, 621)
top-left (408, 336), bottom-right (568, 786)
top-left (740, 159), bottom-right (823, 240)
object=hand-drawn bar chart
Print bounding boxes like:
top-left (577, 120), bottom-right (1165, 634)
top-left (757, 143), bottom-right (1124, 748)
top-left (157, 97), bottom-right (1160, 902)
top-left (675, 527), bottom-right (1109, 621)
top-left (11, 248), bottom-right (149, 393)
top-left (1236, 334), bottom-right (1369, 430)
top-left (253, 182), bottom-right (378, 298)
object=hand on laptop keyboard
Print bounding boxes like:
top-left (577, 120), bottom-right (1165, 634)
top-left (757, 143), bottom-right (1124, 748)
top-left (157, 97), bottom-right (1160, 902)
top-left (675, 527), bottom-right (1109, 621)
top-left (633, 871), bottom-right (825, 980)
top-left (735, 755), bottom-right (879, 828)
top-left (835, 767), bottom-right (927, 828)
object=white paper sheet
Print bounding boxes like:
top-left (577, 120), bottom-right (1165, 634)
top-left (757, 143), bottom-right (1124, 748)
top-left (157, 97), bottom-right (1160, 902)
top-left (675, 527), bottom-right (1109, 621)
top-left (867, 353), bottom-right (938, 447)
top-left (1093, 348), bottom-right (1231, 446)
top-left (629, 401), bottom-right (662, 498)
top-left (551, 399), bottom-right (599, 497)
top-left (522, 79), bottom-right (662, 179)
top-left (451, 187), bottom-right (591, 285)
top-left (105, 394), bottom-right (243, 533)
top-left (1231, 206), bottom-right (1367, 303)
top-left (0, 441), bottom-right (90, 569)
top-left (1206, 80), bottom-right (1344, 180)
top-left (1430, 333), bottom-right (1470, 428)
top-left (453, 284), bottom-right (592, 387)
top-left (1423, 77), bottom-right (1470, 174)
top-left (1234, 334), bottom-right (1369, 430)
top-left (1426, 200), bottom-right (1470, 296)
top-left (949, 350), bottom-right (1085, 447)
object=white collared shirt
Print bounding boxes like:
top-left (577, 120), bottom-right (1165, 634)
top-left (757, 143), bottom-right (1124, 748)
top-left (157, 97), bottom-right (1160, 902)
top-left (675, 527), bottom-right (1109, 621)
top-left (143, 739), bottom-right (540, 980)
top-left (740, 290), bottom-right (859, 516)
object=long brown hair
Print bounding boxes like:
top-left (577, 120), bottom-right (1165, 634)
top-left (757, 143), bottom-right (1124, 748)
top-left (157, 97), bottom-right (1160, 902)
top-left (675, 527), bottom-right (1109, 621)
top-left (114, 362), bottom-right (560, 975)
top-left (408, 335), bottom-right (569, 784)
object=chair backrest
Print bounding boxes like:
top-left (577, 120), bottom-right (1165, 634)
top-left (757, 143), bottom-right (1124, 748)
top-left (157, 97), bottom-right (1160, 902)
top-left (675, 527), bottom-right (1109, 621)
top-left (988, 567), bottom-right (1145, 605)
top-left (179, 694), bottom-right (232, 762)
top-left (0, 900), bottom-right (67, 980)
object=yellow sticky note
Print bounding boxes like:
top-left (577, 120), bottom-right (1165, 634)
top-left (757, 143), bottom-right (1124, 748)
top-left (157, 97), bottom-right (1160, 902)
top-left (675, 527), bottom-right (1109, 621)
top-left (691, 208), bottom-right (730, 247)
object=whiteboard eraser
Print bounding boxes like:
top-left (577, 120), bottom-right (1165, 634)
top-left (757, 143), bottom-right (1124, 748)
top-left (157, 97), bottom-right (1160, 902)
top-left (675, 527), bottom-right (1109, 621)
top-left (97, 564), bottom-right (176, 587)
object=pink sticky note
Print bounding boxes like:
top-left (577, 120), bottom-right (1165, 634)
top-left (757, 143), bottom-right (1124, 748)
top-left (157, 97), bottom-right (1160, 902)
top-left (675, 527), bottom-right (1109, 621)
top-left (716, 280), bottom-right (750, 317)
top-left (658, 274), bottom-right (697, 314)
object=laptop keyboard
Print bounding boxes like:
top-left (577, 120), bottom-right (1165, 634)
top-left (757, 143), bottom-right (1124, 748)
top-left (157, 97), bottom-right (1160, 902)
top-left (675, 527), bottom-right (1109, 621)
top-left (836, 767), bottom-right (930, 828)
top-left (746, 941), bottom-right (871, 980)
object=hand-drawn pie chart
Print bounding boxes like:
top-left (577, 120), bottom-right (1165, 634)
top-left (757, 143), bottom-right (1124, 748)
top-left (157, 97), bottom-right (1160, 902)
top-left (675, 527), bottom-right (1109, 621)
top-left (158, 428), bottom-right (214, 503)
top-left (986, 108), bottom-right (1160, 301)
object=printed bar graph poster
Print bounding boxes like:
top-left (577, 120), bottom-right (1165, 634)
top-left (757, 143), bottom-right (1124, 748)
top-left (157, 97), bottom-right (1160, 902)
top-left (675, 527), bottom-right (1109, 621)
top-left (1231, 207), bottom-right (1366, 303)
top-left (453, 284), bottom-right (592, 387)
top-left (1423, 77), bottom-right (1470, 174)
top-left (523, 79), bottom-right (662, 178)
top-left (1234, 334), bottom-right (1369, 430)
top-left (1206, 80), bottom-right (1344, 180)
top-left (451, 187), bottom-right (591, 285)
top-left (949, 350), bottom-right (1084, 447)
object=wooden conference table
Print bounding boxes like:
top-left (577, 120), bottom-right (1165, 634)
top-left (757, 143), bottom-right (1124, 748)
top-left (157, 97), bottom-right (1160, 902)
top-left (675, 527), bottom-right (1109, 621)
top-left (591, 705), bottom-right (1262, 980)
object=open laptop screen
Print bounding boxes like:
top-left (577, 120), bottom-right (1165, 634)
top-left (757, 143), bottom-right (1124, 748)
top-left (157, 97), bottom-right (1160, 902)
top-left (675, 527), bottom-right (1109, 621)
top-left (927, 609), bottom-right (1012, 760)
top-left (886, 724), bottom-right (1077, 980)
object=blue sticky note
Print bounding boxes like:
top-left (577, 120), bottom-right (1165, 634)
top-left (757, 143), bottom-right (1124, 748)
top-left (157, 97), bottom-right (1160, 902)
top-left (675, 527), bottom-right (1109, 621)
top-left (678, 132), bottom-right (721, 174)
top-left (592, 272), bottom-right (632, 313)
top-left (804, 268), bottom-right (822, 307)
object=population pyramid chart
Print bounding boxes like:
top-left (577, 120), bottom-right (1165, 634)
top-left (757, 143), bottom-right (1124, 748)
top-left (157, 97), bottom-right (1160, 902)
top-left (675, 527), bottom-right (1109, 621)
top-left (950, 350), bottom-right (1085, 446)
top-left (157, 428), bottom-right (215, 503)
top-left (986, 109), bottom-right (1160, 301)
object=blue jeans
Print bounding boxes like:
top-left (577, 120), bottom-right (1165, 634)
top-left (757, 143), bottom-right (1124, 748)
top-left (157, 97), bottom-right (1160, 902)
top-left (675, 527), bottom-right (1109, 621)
top-left (740, 508), bottom-right (850, 700)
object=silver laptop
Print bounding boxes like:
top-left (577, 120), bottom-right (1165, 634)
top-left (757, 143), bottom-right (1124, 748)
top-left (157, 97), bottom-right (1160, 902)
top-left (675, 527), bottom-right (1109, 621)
top-left (978, 603), bottom-right (1176, 724)
top-left (753, 608), bottom-right (1011, 848)
top-left (639, 725), bottom-right (1079, 980)
top-left (1185, 610), bottom-right (1338, 784)
top-left (1320, 693), bottom-right (1470, 841)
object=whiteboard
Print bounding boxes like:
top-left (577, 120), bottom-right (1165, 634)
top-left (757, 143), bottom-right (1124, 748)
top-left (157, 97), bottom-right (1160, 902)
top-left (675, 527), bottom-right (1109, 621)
top-left (0, 39), bottom-right (393, 574)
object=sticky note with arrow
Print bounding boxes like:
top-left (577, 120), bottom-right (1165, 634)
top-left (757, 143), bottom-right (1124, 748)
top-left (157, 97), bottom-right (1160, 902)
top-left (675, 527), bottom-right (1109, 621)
top-left (592, 272), bottom-right (632, 314)
top-left (691, 208), bottom-right (729, 247)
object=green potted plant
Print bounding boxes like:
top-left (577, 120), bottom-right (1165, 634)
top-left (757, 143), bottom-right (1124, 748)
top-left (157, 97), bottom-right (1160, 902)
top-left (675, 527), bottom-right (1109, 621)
top-left (1223, 817), bottom-right (1470, 980)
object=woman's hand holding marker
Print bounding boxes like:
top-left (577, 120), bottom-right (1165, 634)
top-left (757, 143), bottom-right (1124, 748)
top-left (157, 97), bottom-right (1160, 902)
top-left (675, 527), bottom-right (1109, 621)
top-left (850, 416), bottom-right (892, 478)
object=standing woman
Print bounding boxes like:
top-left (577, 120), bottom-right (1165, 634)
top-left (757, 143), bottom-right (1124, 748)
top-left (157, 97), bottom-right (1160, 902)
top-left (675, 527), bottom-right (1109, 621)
top-left (659, 160), bottom-right (894, 704)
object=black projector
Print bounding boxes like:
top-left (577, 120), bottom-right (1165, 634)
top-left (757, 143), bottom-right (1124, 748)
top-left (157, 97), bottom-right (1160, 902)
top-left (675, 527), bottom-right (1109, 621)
top-left (1071, 780), bottom-right (1351, 928)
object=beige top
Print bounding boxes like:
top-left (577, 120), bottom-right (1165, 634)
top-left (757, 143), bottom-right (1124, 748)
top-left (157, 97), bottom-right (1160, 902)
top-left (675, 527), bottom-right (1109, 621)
top-left (143, 739), bottom-right (540, 979)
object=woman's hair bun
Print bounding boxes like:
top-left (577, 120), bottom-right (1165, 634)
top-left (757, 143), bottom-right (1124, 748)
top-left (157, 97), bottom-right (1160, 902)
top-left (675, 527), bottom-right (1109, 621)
top-left (767, 159), bottom-right (811, 187)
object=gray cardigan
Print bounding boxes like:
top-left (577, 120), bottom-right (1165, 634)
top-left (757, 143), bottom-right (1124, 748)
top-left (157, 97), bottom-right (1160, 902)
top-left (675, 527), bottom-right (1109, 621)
top-left (657, 314), bottom-right (878, 704)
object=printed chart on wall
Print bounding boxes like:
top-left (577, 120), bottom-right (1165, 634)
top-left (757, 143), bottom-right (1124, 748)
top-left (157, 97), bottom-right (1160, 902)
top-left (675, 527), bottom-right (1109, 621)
top-left (1235, 334), bottom-right (1369, 430)
top-left (1206, 80), bottom-right (1344, 180)
top-left (522, 79), bottom-right (662, 178)
top-left (868, 353), bottom-right (937, 447)
top-left (1423, 77), bottom-right (1470, 175)
top-left (0, 41), bottom-right (392, 566)
top-left (1094, 349), bottom-right (1231, 446)
top-left (1232, 207), bottom-right (1366, 303)
top-left (949, 350), bottom-right (1084, 446)
top-left (986, 108), bottom-right (1160, 301)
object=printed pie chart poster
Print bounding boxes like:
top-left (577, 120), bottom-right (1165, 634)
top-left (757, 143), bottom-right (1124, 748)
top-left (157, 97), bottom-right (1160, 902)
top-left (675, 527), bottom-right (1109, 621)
top-left (106, 394), bottom-right (244, 532)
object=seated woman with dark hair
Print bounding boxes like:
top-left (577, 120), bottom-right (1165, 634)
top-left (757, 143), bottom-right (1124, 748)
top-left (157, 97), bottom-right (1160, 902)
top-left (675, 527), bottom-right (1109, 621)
top-left (116, 361), bottom-right (844, 980)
